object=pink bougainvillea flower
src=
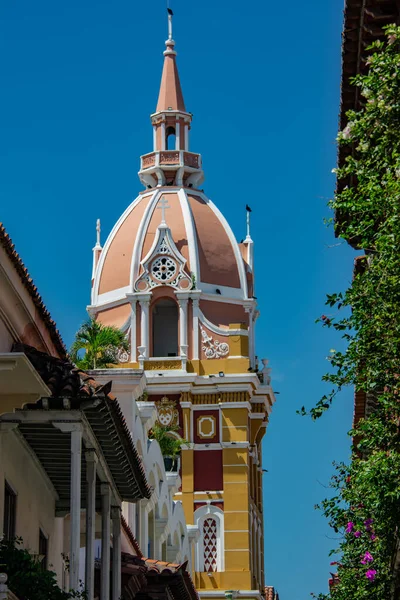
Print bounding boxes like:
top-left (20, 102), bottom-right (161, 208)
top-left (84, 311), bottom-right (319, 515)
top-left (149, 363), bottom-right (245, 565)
top-left (346, 522), bottom-right (354, 533)
top-left (361, 552), bottom-right (373, 564)
top-left (354, 531), bottom-right (361, 538)
top-left (365, 569), bottom-right (377, 581)
top-left (364, 519), bottom-right (374, 531)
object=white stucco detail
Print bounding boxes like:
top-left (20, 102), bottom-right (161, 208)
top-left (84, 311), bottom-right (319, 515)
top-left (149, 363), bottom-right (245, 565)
top-left (194, 504), bottom-right (224, 573)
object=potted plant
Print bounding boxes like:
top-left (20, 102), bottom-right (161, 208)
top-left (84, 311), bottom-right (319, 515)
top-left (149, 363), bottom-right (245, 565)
top-left (148, 424), bottom-right (185, 472)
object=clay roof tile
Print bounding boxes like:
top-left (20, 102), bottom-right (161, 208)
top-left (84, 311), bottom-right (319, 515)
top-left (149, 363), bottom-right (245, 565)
top-left (0, 223), bottom-right (66, 357)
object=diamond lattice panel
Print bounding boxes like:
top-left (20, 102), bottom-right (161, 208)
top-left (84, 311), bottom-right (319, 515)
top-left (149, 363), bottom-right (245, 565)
top-left (203, 517), bottom-right (218, 572)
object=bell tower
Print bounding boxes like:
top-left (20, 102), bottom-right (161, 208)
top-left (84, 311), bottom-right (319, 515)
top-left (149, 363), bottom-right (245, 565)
top-left (139, 12), bottom-right (204, 190)
top-left (89, 11), bottom-right (277, 600)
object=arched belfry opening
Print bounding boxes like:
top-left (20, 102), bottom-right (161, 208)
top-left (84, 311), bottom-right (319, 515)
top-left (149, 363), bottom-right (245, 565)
top-left (166, 126), bottom-right (176, 150)
top-left (152, 298), bottom-right (179, 357)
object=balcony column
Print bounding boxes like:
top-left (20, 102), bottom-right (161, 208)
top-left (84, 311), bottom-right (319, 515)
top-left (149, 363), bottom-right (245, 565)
top-left (190, 291), bottom-right (201, 361)
top-left (175, 122), bottom-right (180, 150)
top-left (184, 124), bottom-right (189, 151)
top-left (111, 507), bottom-right (122, 600)
top-left (85, 451), bottom-right (98, 600)
top-left (153, 125), bottom-right (157, 151)
top-left (176, 292), bottom-right (189, 366)
top-left (253, 309), bottom-right (260, 368)
top-left (100, 484), bottom-right (111, 600)
top-left (126, 294), bottom-right (138, 362)
top-left (244, 302), bottom-right (255, 367)
top-left (70, 425), bottom-right (83, 591)
top-left (137, 293), bottom-right (152, 365)
top-left (161, 121), bottom-right (166, 150)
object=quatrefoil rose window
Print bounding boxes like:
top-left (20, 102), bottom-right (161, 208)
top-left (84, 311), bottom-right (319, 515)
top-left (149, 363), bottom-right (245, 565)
top-left (151, 256), bottom-right (177, 282)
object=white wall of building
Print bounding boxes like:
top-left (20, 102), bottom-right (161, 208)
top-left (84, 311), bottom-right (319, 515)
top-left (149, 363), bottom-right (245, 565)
top-left (108, 384), bottom-right (193, 567)
top-left (0, 429), bottom-right (64, 583)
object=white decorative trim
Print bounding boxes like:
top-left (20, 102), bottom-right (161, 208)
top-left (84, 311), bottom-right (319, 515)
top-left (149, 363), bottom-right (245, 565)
top-left (134, 207), bottom-right (192, 293)
top-left (219, 401), bottom-right (252, 410)
top-left (92, 193), bottom-right (150, 304)
top-left (196, 416), bottom-right (216, 439)
top-left (179, 189), bottom-right (200, 283)
top-left (198, 593), bottom-right (262, 600)
top-left (193, 491), bottom-right (224, 495)
top-left (161, 122), bottom-right (166, 151)
top-left (188, 443), bottom-right (221, 451)
top-left (88, 289), bottom-right (132, 314)
top-left (194, 505), bottom-right (224, 572)
top-left (184, 125), bottom-right (189, 151)
top-left (200, 326), bottom-right (229, 359)
top-left (200, 292), bottom-right (249, 305)
top-left (199, 311), bottom-right (247, 337)
top-left (130, 191), bottom-right (161, 290)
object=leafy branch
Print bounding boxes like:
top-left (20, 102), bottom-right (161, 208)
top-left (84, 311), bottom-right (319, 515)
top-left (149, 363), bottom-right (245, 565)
top-left (305, 26), bottom-right (400, 599)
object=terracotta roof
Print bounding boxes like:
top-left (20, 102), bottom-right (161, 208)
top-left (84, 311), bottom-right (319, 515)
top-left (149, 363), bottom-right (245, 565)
top-left (0, 223), bottom-right (66, 358)
top-left (121, 553), bottom-right (198, 600)
top-left (12, 341), bottom-right (115, 399)
top-left (265, 587), bottom-right (279, 600)
top-left (121, 514), bottom-right (143, 557)
top-left (12, 342), bottom-right (151, 501)
top-left (329, 573), bottom-right (339, 588)
top-left (156, 40), bottom-right (186, 112)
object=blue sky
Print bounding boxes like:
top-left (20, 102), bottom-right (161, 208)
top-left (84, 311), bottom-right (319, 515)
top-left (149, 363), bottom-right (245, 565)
top-left (0, 1), bottom-right (357, 597)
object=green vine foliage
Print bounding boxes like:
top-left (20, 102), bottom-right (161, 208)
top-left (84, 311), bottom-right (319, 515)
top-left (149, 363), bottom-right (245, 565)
top-left (304, 26), bottom-right (400, 599)
top-left (0, 538), bottom-right (87, 600)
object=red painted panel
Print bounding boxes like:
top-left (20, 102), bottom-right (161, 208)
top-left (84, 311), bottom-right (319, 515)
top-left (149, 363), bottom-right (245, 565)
top-left (194, 450), bottom-right (223, 491)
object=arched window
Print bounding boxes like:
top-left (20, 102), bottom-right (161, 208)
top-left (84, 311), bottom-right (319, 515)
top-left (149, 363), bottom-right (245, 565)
top-left (166, 126), bottom-right (176, 150)
top-left (194, 505), bottom-right (224, 572)
top-left (152, 298), bottom-right (178, 357)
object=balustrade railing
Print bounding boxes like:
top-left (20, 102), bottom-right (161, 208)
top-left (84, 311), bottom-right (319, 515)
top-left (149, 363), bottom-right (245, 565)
top-left (140, 151), bottom-right (201, 170)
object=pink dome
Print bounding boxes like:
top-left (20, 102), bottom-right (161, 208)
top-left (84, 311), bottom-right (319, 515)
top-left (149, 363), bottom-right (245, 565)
top-left (92, 189), bottom-right (250, 307)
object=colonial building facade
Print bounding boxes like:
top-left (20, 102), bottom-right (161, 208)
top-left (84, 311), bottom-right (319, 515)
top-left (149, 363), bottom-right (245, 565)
top-left (0, 223), bottom-right (197, 600)
top-left (88, 13), bottom-right (276, 600)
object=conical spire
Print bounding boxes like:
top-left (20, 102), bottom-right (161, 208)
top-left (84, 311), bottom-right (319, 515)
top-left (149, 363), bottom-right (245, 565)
top-left (156, 11), bottom-right (186, 113)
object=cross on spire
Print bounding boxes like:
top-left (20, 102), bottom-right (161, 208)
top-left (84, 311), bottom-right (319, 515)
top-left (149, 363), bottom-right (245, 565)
top-left (96, 218), bottom-right (101, 247)
top-left (157, 196), bottom-right (170, 225)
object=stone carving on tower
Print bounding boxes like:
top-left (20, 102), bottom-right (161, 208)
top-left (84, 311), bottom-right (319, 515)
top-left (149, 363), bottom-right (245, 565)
top-left (200, 325), bottom-right (229, 359)
top-left (156, 395), bottom-right (179, 428)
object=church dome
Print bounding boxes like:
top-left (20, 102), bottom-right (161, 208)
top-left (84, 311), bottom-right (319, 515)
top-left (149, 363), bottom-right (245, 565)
top-left (92, 188), bottom-right (250, 306)
top-left (89, 16), bottom-right (256, 370)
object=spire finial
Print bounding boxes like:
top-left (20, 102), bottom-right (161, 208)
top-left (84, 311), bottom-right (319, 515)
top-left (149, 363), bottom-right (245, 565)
top-left (245, 204), bottom-right (252, 240)
top-left (164, 7), bottom-right (176, 56)
top-left (167, 6), bottom-right (173, 41)
top-left (96, 218), bottom-right (101, 247)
